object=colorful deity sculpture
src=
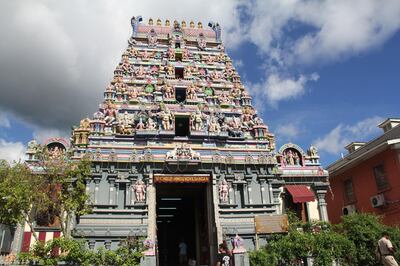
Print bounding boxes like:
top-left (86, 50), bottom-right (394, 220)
top-left (133, 179), bottom-right (146, 202)
top-left (159, 108), bottom-right (174, 130)
top-left (191, 110), bottom-right (204, 131)
top-left (219, 179), bottom-right (229, 203)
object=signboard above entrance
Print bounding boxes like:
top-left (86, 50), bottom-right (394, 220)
top-left (154, 175), bottom-right (209, 183)
top-left (254, 214), bottom-right (289, 234)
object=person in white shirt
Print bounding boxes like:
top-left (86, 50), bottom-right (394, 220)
top-left (178, 239), bottom-right (188, 265)
top-left (378, 232), bottom-right (398, 266)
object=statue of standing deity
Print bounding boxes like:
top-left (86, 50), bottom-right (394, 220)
top-left (159, 108), bottom-right (174, 130)
top-left (191, 110), bottom-right (204, 131)
top-left (133, 179), bottom-right (146, 202)
top-left (219, 179), bottom-right (229, 203)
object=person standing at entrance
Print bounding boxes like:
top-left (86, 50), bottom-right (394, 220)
top-left (178, 239), bottom-right (188, 265)
top-left (217, 243), bottom-right (232, 266)
top-left (378, 232), bottom-right (398, 266)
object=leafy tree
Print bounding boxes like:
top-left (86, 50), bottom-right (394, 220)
top-left (335, 213), bottom-right (386, 266)
top-left (250, 214), bottom-right (356, 266)
top-left (0, 160), bottom-right (46, 240)
top-left (0, 145), bottom-right (91, 239)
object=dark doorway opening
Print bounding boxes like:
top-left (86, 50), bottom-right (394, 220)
top-left (175, 67), bottom-right (184, 79)
top-left (175, 42), bottom-right (181, 49)
top-left (175, 116), bottom-right (189, 137)
top-left (175, 52), bottom-right (182, 62)
top-left (156, 182), bottom-right (213, 266)
top-left (175, 87), bottom-right (186, 103)
top-left (285, 193), bottom-right (309, 222)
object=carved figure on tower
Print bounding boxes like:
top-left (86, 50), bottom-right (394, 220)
top-left (130, 16), bottom-right (143, 37)
top-left (133, 179), bottom-right (146, 202)
top-left (208, 115), bottom-right (221, 133)
top-left (208, 21), bottom-right (222, 42)
top-left (146, 116), bottom-right (157, 130)
top-left (219, 179), bottom-right (229, 203)
top-left (163, 83), bottom-right (174, 99)
top-left (191, 110), bottom-right (204, 131)
top-left (187, 84), bottom-right (197, 100)
top-left (159, 107), bottom-right (174, 130)
top-left (103, 101), bottom-right (117, 124)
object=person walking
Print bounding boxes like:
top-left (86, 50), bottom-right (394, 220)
top-left (178, 239), bottom-right (188, 265)
top-left (378, 231), bottom-right (399, 266)
top-left (216, 243), bottom-right (232, 266)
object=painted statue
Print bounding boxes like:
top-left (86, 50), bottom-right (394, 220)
top-left (186, 84), bottom-right (197, 100)
top-left (104, 102), bottom-right (117, 124)
top-left (309, 145), bottom-right (319, 157)
top-left (146, 116), bottom-right (157, 130)
top-left (131, 16), bottom-right (143, 37)
top-left (219, 179), bottom-right (229, 203)
top-left (191, 110), bottom-right (203, 131)
top-left (208, 21), bottom-right (222, 42)
top-left (163, 84), bottom-right (174, 99)
top-left (159, 108), bottom-right (174, 130)
top-left (133, 179), bottom-right (146, 202)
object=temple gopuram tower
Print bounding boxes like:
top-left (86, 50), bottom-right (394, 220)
top-left (63, 17), bottom-right (328, 266)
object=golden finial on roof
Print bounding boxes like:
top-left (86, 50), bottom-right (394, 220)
top-left (181, 20), bottom-right (186, 28)
top-left (157, 18), bottom-right (162, 26)
top-left (148, 18), bottom-right (153, 25)
top-left (198, 22), bottom-right (203, 28)
top-left (190, 21), bottom-right (195, 28)
top-left (165, 19), bottom-right (170, 26)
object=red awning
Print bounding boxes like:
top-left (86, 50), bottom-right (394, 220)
top-left (285, 185), bottom-right (315, 203)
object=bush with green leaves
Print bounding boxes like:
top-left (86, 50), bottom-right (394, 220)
top-left (19, 236), bottom-right (144, 266)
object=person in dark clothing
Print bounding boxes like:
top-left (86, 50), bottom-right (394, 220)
top-left (217, 243), bottom-right (232, 266)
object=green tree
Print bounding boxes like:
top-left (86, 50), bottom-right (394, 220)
top-left (0, 145), bottom-right (92, 239)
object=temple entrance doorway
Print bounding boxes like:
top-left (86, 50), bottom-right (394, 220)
top-left (155, 175), bottom-right (215, 266)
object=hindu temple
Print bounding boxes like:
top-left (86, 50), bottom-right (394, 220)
top-left (16, 16), bottom-right (330, 266)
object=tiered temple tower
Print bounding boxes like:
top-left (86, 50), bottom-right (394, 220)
top-left (20, 17), bottom-right (330, 266)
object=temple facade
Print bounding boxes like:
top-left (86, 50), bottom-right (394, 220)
top-left (15, 17), bottom-right (329, 266)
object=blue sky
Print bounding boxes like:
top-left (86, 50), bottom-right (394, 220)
top-left (0, 0), bottom-right (399, 166)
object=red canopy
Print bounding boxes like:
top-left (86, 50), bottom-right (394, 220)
top-left (285, 185), bottom-right (315, 203)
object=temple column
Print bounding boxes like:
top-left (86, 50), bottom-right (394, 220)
top-left (94, 178), bottom-right (100, 204)
top-left (259, 179), bottom-right (268, 204)
top-left (146, 173), bottom-right (156, 242)
top-left (247, 180), bottom-right (253, 204)
top-left (313, 183), bottom-right (330, 222)
top-left (109, 179), bottom-right (115, 205)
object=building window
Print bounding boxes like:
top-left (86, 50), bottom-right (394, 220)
top-left (343, 179), bottom-right (355, 203)
top-left (175, 116), bottom-right (189, 137)
top-left (175, 67), bottom-right (184, 79)
top-left (373, 164), bottom-right (389, 190)
top-left (175, 87), bottom-right (186, 103)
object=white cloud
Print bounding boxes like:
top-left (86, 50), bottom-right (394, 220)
top-left (248, 72), bottom-right (319, 108)
top-left (0, 139), bottom-right (26, 163)
top-left (245, 0), bottom-right (400, 65)
top-left (314, 116), bottom-right (384, 155)
top-left (275, 123), bottom-right (303, 142)
top-left (0, 112), bottom-right (10, 128)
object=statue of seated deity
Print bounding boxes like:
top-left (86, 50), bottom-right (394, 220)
top-left (186, 84), bottom-right (197, 100)
top-left (146, 116), bottom-right (158, 130)
top-left (163, 84), bottom-right (174, 99)
top-left (208, 115), bottom-right (220, 133)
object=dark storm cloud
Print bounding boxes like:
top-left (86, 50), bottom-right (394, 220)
top-left (0, 1), bottom-right (129, 131)
top-left (0, 0), bottom-right (243, 133)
